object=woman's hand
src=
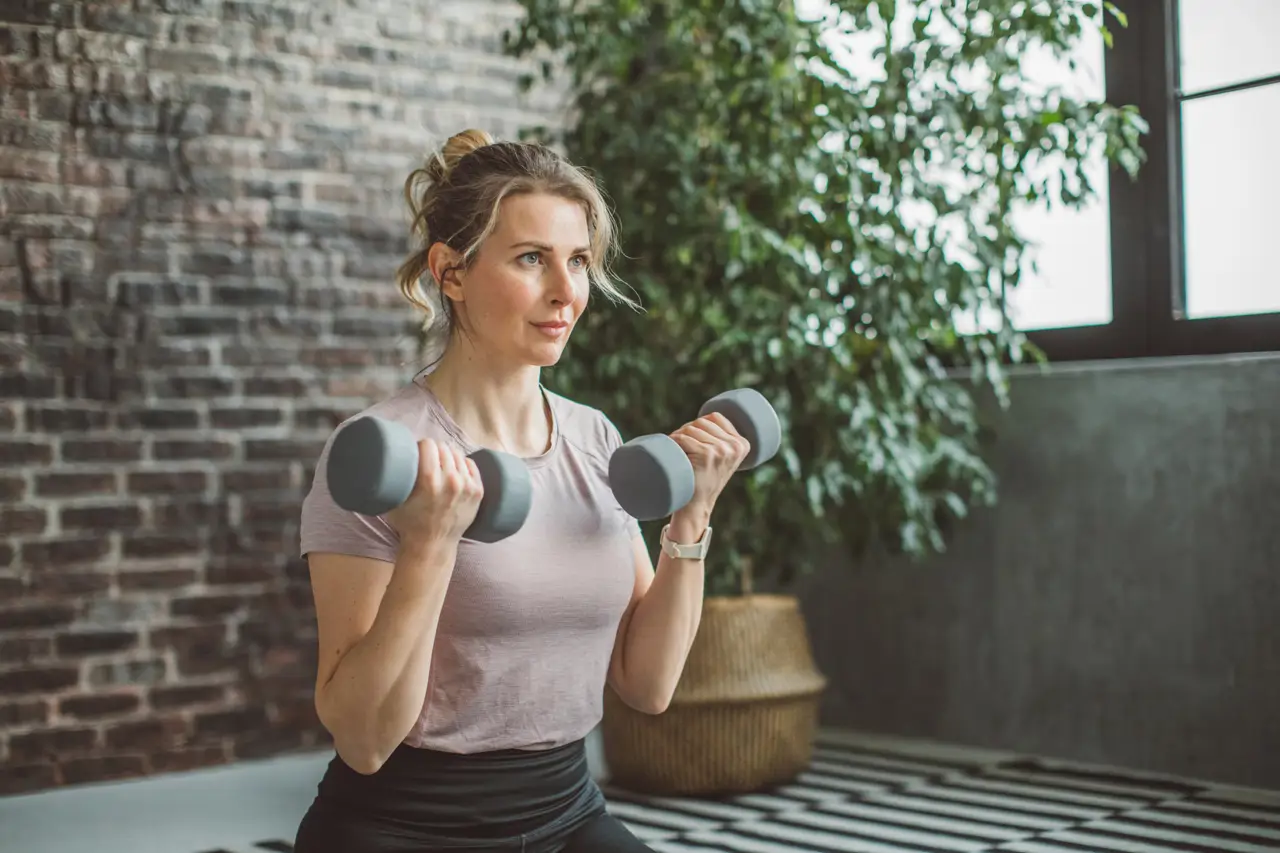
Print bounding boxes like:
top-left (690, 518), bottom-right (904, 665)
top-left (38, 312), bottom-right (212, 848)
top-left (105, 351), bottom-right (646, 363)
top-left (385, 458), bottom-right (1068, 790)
top-left (384, 438), bottom-right (484, 547)
top-left (668, 412), bottom-right (751, 516)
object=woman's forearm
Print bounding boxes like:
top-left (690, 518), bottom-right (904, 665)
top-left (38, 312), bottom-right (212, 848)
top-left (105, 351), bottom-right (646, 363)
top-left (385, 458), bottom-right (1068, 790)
top-left (316, 536), bottom-right (457, 773)
top-left (616, 502), bottom-right (712, 713)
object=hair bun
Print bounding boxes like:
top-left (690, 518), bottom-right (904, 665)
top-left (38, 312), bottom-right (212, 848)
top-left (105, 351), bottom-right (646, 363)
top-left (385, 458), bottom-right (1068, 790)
top-left (434, 128), bottom-right (495, 182)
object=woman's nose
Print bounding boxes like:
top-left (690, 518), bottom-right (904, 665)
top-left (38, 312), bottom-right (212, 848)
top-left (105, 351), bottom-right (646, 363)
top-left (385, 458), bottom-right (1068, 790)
top-left (547, 263), bottom-right (578, 302)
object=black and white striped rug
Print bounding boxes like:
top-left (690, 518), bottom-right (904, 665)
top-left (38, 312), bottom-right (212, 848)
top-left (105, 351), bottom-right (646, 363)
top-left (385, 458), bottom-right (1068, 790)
top-left (198, 730), bottom-right (1280, 853)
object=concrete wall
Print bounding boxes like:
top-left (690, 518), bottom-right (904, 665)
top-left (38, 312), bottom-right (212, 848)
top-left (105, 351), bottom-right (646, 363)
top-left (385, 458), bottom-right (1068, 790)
top-left (800, 352), bottom-right (1280, 789)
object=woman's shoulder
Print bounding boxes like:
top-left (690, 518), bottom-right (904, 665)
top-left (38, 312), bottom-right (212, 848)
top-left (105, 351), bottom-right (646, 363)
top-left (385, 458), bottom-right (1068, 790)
top-left (326, 379), bottom-right (456, 446)
top-left (544, 387), bottom-right (627, 458)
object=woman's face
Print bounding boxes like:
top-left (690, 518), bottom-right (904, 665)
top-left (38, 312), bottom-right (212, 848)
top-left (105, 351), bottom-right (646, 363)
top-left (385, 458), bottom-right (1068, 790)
top-left (442, 192), bottom-right (593, 369)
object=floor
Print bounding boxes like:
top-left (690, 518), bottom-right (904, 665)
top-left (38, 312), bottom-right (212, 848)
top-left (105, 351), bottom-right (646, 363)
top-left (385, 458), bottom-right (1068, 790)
top-left (3, 728), bottom-right (1280, 852)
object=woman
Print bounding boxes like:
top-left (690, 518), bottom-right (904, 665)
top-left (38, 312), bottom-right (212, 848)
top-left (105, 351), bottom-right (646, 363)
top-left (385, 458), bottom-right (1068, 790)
top-left (293, 129), bottom-right (751, 853)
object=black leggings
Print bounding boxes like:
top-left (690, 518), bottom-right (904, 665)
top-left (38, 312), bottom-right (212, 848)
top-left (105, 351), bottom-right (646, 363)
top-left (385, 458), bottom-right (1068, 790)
top-left (293, 739), bottom-right (653, 853)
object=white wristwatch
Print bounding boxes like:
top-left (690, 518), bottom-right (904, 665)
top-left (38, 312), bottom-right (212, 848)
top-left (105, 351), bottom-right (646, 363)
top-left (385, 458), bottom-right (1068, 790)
top-left (660, 523), bottom-right (713, 560)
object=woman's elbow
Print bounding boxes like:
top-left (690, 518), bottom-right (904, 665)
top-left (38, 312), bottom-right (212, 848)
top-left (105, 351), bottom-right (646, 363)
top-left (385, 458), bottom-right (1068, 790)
top-left (613, 677), bottom-right (673, 715)
top-left (339, 746), bottom-right (387, 775)
top-left (331, 728), bottom-right (388, 774)
top-left (317, 701), bottom-right (387, 774)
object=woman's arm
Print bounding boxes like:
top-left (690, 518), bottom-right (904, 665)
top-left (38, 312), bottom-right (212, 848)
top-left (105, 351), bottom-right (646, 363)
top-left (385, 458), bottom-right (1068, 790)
top-left (606, 407), bottom-right (751, 713)
top-left (607, 501), bottom-right (712, 714)
top-left (309, 534), bottom-right (458, 774)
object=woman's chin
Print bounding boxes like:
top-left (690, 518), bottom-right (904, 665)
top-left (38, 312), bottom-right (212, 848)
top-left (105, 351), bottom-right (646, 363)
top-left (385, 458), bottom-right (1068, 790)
top-left (523, 341), bottom-right (568, 367)
top-left (533, 350), bottom-right (565, 367)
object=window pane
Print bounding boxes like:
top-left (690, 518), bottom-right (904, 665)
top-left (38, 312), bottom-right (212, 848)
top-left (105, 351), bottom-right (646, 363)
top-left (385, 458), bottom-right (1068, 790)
top-left (1003, 20), bottom-right (1112, 332)
top-left (1181, 84), bottom-right (1280, 319)
top-left (1004, 169), bottom-right (1113, 331)
top-left (1178, 0), bottom-right (1280, 94)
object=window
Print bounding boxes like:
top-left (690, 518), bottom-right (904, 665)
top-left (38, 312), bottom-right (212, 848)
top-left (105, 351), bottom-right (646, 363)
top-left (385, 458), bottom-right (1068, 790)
top-left (801, 0), bottom-right (1279, 357)
top-left (801, 0), bottom-right (1119, 337)
top-left (1176, 0), bottom-right (1280, 321)
top-left (1029, 0), bottom-right (1280, 360)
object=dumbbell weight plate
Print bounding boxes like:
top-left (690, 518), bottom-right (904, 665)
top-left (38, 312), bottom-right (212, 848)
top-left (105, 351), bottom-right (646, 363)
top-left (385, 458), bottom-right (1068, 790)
top-left (608, 433), bottom-right (696, 521)
top-left (699, 388), bottom-right (782, 470)
top-left (327, 416), bottom-right (419, 517)
top-left (465, 448), bottom-right (533, 543)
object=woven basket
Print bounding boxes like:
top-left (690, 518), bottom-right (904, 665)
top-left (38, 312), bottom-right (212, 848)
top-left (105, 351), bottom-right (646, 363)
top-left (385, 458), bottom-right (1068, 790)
top-left (601, 593), bottom-right (827, 796)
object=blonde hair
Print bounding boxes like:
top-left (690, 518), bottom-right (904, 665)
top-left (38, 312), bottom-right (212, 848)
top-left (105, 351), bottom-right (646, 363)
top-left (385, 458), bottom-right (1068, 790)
top-left (396, 129), bottom-right (639, 361)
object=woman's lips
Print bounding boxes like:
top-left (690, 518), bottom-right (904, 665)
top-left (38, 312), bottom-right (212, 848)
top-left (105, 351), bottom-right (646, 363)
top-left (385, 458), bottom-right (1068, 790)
top-left (532, 321), bottom-right (569, 337)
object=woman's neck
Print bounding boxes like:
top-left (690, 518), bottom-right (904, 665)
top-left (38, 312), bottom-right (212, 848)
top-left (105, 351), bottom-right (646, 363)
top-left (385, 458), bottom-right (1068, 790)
top-left (422, 345), bottom-right (551, 458)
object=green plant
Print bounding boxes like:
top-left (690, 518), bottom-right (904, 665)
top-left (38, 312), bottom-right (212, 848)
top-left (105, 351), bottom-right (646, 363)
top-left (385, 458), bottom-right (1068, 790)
top-left (490, 0), bottom-right (1146, 596)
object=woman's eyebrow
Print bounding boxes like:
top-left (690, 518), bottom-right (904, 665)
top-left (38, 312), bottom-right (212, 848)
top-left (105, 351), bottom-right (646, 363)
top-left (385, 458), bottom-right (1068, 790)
top-left (509, 241), bottom-right (591, 255)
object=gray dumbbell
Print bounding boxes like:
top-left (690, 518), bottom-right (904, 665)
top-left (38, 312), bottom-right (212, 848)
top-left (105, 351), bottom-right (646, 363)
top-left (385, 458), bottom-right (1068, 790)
top-left (608, 388), bottom-right (782, 521)
top-left (326, 416), bottom-right (532, 543)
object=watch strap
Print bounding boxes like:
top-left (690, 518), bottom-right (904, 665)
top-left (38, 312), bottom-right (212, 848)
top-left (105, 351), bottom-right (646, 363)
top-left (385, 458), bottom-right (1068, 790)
top-left (660, 523), bottom-right (712, 560)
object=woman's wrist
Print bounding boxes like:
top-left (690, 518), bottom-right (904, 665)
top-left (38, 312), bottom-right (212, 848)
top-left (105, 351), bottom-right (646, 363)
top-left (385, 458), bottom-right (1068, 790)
top-left (667, 501), bottom-right (713, 543)
top-left (394, 533), bottom-right (459, 585)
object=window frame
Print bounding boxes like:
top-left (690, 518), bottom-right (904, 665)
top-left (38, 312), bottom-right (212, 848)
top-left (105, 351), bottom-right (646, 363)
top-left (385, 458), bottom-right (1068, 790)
top-left (1026, 0), bottom-right (1280, 362)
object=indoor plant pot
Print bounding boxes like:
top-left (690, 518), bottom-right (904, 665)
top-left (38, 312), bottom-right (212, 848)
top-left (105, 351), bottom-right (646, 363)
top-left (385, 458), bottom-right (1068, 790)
top-left (601, 592), bottom-right (826, 796)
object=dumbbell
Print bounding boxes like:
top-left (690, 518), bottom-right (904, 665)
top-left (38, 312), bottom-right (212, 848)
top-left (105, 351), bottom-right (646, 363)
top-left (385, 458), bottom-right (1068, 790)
top-left (325, 416), bottom-right (533, 543)
top-left (608, 388), bottom-right (782, 521)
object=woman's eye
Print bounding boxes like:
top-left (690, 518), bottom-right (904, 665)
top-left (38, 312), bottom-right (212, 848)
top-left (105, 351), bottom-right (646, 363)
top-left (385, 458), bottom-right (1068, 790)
top-left (518, 252), bottom-right (588, 269)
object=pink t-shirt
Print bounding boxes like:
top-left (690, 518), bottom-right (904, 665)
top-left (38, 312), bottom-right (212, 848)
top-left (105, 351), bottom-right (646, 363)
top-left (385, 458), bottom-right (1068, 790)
top-left (299, 376), bottom-right (642, 753)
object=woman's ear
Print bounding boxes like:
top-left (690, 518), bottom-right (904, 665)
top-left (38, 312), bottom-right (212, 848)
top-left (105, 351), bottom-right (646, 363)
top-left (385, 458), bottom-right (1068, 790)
top-left (427, 242), bottom-right (465, 302)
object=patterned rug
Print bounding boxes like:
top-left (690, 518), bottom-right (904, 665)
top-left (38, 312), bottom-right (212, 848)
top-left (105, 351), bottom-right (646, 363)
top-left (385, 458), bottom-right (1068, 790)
top-left (194, 730), bottom-right (1280, 853)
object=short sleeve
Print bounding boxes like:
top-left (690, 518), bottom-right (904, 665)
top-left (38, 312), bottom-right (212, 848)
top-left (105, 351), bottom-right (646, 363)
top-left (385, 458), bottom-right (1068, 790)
top-left (299, 427), bottom-right (400, 563)
top-left (598, 411), bottom-right (644, 541)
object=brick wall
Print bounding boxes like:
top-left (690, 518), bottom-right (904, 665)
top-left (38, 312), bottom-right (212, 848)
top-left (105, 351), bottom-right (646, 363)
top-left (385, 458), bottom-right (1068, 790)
top-left (0, 0), bottom-right (559, 795)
